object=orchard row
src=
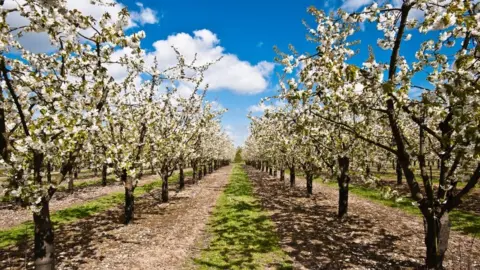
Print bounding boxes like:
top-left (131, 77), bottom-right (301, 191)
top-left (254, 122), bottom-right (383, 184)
top-left (244, 1), bottom-right (480, 269)
top-left (0, 0), bottom-right (235, 269)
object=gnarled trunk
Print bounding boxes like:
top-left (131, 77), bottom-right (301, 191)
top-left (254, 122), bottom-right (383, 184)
top-left (179, 165), bottom-right (185, 190)
top-left (46, 162), bottom-right (52, 183)
top-left (306, 172), bottom-right (313, 195)
top-left (192, 162), bottom-right (197, 184)
top-left (68, 169), bottom-right (74, 193)
top-left (122, 169), bottom-right (135, 225)
top-left (337, 156), bottom-right (350, 219)
top-left (101, 164), bottom-right (108, 187)
top-left (161, 175), bottom-right (169, 203)
top-left (396, 158), bottom-right (403, 185)
top-left (424, 212), bottom-right (450, 269)
top-left (33, 198), bottom-right (55, 270)
top-left (289, 166), bottom-right (295, 188)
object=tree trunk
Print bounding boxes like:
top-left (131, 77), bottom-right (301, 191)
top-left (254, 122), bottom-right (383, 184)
top-left (179, 165), bottom-right (185, 190)
top-left (280, 169), bottom-right (285, 182)
top-left (123, 169), bottom-right (134, 225)
top-left (33, 199), bottom-right (55, 270)
top-left (396, 158), bottom-right (403, 185)
top-left (101, 164), bottom-right (107, 187)
top-left (68, 169), bottom-right (74, 192)
top-left (269, 167), bottom-right (273, 176)
top-left (337, 156), bottom-right (350, 219)
top-left (73, 169), bottom-right (78, 179)
top-left (424, 212), bottom-right (450, 269)
top-left (290, 166), bottom-right (295, 188)
top-left (203, 165), bottom-right (207, 176)
top-left (162, 175), bottom-right (169, 203)
top-left (46, 162), bottom-right (52, 183)
top-left (306, 172), bottom-right (313, 195)
top-left (192, 162), bottom-right (197, 184)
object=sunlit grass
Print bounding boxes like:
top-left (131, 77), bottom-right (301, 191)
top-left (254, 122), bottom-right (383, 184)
top-left (194, 164), bottom-right (292, 269)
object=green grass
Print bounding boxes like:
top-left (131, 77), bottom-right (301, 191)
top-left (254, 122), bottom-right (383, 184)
top-left (194, 164), bottom-right (292, 270)
top-left (317, 179), bottom-right (480, 236)
top-left (0, 171), bottom-right (192, 248)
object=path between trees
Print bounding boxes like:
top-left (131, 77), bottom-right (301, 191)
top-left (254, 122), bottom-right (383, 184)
top-left (245, 166), bottom-right (480, 269)
top-left (64, 165), bottom-right (231, 269)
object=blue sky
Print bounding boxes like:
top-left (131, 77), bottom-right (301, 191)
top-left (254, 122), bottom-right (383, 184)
top-left (4, 0), bottom-right (456, 146)
top-left (93, 0), bottom-right (448, 146)
top-left (117, 0), bottom-right (329, 146)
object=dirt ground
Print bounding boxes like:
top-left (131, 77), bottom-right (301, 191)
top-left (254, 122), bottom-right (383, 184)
top-left (246, 167), bottom-right (480, 270)
top-left (0, 170), bottom-right (191, 230)
top-left (0, 175), bottom-right (159, 230)
top-left (0, 165), bottom-right (232, 270)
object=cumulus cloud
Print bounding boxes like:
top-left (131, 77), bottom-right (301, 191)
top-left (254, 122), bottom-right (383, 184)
top-left (146, 29), bottom-right (274, 94)
top-left (131, 2), bottom-right (159, 26)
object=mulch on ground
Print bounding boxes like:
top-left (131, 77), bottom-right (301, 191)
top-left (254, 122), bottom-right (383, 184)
top-left (0, 166), bottom-right (232, 270)
top-left (246, 167), bottom-right (480, 270)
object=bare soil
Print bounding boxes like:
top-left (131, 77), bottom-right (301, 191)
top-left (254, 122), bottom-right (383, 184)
top-left (0, 175), bottom-right (158, 230)
top-left (246, 167), bottom-right (480, 270)
top-left (0, 170), bottom-right (191, 230)
top-left (0, 165), bottom-right (232, 269)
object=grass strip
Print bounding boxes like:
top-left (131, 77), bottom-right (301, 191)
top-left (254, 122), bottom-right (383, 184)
top-left (317, 179), bottom-right (480, 236)
top-left (194, 164), bottom-right (292, 270)
top-left (0, 171), bottom-right (192, 248)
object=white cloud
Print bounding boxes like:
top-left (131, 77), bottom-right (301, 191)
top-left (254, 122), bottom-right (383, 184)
top-left (248, 100), bottom-right (285, 113)
top-left (341, 0), bottom-right (425, 20)
top-left (341, 0), bottom-right (373, 12)
top-left (257, 41), bottom-right (264, 48)
top-left (131, 2), bottom-right (159, 26)
top-left (146, 30), bottom-right (274, 94)
top-left (248, 103), bottom-right (273, 113)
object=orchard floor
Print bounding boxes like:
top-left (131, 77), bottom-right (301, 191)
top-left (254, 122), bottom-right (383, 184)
top-left (0, 165), bottom-right (232, 269)
top-left (245, 166), bottom-right (480, 270)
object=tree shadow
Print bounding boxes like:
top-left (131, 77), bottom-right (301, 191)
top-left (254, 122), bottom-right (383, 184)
top-left (246, 167), bottom-right (423, 270)
top-left (0, 206), bottom-right (124, 269)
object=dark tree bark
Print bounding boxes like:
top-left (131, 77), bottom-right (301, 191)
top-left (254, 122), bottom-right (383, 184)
top-left (33, 198), bottom-right (55, 270)
top-left (179, 165), bottom-right (185, 190)
top-left (161, 175), bottom-right (169, 203)
top-left (280, 169), bottom-right (285, 182)
top-left (32, 153), bottom-right (55, 270)
top-left (424, 212), bottom-right (450, 269)
top-left (269, 167), bottom-right (273, 176)
top-left (306, 172), bottom-right (313, 195)
top-left (289, 166), bottom-right (295, 188)
top-left (192, 162), bottom-right (197, 184)
top-left (68, 169), bottom-right (74, 192)
top-left (101, 164), bottom-right (108, 186)
top-left (46, 162), bottom-right (52, 183)
top-left (123, 169), bottom-right (135, 225)
top-left (396, 158), bottom-right (403, 185)
top-left (337, 156), bottom-right (350, 219)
